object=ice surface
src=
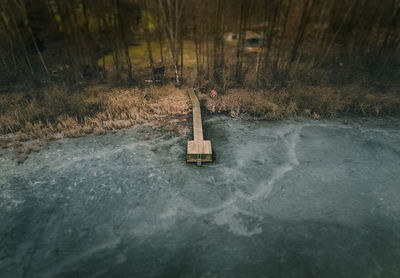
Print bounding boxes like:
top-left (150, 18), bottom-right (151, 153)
top-left (0, 117), bottom-right (399, 277)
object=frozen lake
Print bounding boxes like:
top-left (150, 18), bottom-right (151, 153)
top-left (1, 116), bottom-right (400, 277)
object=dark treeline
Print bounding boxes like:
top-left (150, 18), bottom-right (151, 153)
top-left (0, 0), bottom-right (399, 90)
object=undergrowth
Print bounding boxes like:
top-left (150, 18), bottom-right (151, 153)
top-left (0, 84), bottom-right (189, 140)
top-left (199, 85), bottom-right (400, 120)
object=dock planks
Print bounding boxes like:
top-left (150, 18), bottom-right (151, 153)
top-left (187, 90), bottom-right (212, 164)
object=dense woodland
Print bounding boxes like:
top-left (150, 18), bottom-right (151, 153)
top-left (0, 0), bottom-right (399, 90)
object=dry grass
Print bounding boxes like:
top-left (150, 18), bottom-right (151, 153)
top-left (99, 40), bottom-right (198, 72)
top-left (199, 85), bottom-right (400, 120)
top-left (1, 82), bottom-right (399, 161)
top-left (10, 141), bottom-right (42, 163)
top-left (0, 84), bottom-right (190, 145)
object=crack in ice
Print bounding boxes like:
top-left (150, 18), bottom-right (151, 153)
top-left (160, 124), bottom-right (306, 237)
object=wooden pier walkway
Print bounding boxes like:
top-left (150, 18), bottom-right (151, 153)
top-left (187, 90), bottom-right (212, 165)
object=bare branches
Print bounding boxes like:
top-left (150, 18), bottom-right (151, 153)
top-left (157, 0), bottom-right (184, 86)
top-left (0, 0), bottom-right (398, 87)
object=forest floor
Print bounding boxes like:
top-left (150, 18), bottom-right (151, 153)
top-left (1, 81), bottom-right (400, 163)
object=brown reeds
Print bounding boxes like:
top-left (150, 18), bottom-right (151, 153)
top-left (0, 84), bottom-right (190, 141)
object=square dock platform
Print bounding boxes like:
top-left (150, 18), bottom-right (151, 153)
top-left (187, 140), bottom-right (212, 163)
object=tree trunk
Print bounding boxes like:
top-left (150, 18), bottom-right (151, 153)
top-left (156, 15), bottom-right (165, 65)
top-left (273, 0), bottom-right (292, 73)
top-left (4, 5), bottom-right (34, 77)
top-left (157, 0), bottom-right (184, 86)
top-left (235, 0), bottom-right (249, 81)
top-left (289, 0), bottom-right (315, 65)
top-left (116, 0), bottom-right (133, 82)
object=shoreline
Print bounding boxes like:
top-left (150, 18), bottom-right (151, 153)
top-left (1, 84), bottom-right (399, 163)
top-left (1, 109), bottom-right (398, 164)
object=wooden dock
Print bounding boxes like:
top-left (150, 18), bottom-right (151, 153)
top-left (187, 90), bottom-right (212, 165)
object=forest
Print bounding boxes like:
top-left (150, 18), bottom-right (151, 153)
top-left (0, 0), bottom-right (399, 138)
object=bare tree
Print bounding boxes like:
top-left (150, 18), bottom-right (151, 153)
top-left (235, 0), bottom-right (250, 81)
top-left (115, 0), bottom-right (133, 83)
top-left (289, 0), bottom-right (315, 65)
top-left (142, 0), bottom-right (155, 72)
top-left (15, 0), bottom-right (50, 77)
top-left (157, 0), bottom-right (184, 86)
